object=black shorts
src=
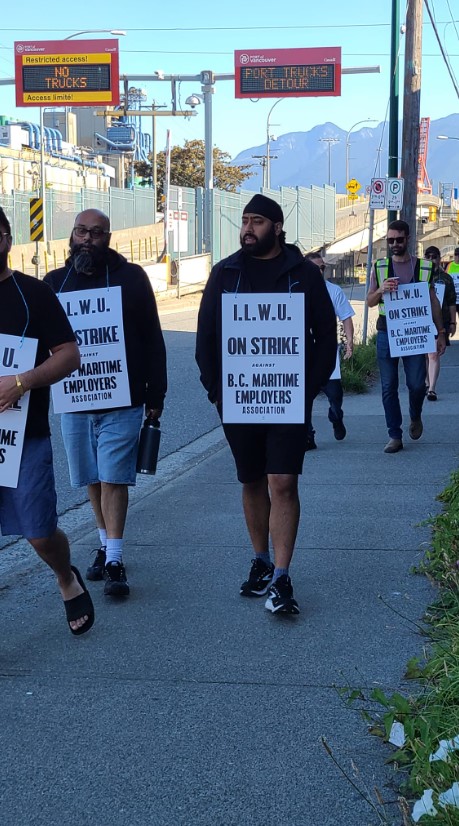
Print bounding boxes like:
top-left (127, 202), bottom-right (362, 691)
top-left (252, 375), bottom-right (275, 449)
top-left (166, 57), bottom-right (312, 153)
top-left (222, 422), bottom-right (310, 483)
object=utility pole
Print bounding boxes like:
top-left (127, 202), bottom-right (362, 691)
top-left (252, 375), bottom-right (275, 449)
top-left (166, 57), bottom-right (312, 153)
top-left (400, 0), bottom-right (423, 253)
top-left (388, 0), bottom-right (401, 226)
top-left (319, 138), bottom-right (340, 186)
top-left (252, 155), bottom-right (268, 188)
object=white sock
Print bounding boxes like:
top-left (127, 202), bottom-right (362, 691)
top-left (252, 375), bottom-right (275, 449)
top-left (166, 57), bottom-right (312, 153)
top-left (105, 538), bottom-right (123, 565)
top-left (98, 528), bottom-right (107, 548)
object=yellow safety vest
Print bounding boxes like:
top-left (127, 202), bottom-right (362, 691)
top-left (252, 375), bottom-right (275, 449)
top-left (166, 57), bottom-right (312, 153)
top-left (374, 257), bottom-right (432, 315)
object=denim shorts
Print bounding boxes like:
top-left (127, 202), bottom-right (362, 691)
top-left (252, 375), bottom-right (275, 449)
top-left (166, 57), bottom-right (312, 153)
top-left (0, 437), bottom-right (58, 539)
top-left (61, 406), bottom-right (144, 488)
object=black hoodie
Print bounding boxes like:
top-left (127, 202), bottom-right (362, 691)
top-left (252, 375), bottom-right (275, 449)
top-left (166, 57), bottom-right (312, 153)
top-left (195, 244), bottom-right (337, 411)
top-left (45, 249), bottom-right (167, 411)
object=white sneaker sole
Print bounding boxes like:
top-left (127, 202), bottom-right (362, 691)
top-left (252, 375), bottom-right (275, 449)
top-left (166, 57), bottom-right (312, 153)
top-left (265, 596), bottom-right (300, 615)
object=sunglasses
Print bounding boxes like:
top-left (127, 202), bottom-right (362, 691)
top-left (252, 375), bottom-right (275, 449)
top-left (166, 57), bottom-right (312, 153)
top-left (387, 236), bottom-right (406, 245)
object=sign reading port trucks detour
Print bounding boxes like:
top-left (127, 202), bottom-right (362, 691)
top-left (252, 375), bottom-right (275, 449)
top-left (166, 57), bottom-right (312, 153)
top-left (14, 39), bottom-right (120, 107)
top-left (234, 47), bottom-right (341, 99)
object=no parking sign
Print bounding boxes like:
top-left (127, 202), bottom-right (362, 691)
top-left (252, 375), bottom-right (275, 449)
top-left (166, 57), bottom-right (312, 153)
top-left (369, 178), bottom-right (386, 209)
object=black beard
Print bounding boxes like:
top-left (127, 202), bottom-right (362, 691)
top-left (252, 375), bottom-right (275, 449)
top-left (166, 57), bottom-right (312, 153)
top-left (70, 242), bottom-right (108, 275)
top-left (240, 224), bottom-right (277, 257)
top-left (0, 248), bottom-right (9, 274)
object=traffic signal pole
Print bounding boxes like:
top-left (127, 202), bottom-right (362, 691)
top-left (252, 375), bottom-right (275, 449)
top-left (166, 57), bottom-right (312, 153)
top-left (388, 0), bottom-right (401, 227)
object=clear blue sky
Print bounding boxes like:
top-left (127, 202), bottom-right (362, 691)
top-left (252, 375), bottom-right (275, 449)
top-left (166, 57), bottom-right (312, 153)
top-left (1, 1), bottom-right (459, 167)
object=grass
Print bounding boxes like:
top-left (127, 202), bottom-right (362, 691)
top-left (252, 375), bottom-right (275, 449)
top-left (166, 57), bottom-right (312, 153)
top-left (341, 471), bottom-right (459, 824)
top-left (341, 332), bottom-right (378, 393)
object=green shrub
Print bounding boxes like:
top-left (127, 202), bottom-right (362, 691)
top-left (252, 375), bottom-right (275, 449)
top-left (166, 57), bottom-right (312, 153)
top-left (341, 334), bottom-right (377, 393)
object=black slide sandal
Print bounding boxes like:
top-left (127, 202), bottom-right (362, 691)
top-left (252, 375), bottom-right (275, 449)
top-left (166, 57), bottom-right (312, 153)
top-left (64, 566), bottom-right (95, 636)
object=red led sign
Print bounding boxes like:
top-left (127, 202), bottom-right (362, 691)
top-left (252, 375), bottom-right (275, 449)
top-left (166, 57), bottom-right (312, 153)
top-left (234, 48), bottom-right (341, 99)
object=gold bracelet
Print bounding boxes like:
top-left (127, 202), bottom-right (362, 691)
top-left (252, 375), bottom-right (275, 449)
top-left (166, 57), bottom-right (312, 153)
top-left (15, 375), bottom-right (25, 397)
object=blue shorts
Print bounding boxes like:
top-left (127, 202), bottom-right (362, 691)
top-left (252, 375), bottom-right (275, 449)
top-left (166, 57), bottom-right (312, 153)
top-left (61, 406), bottom-right (144, 488)
top-left (0, 437), bottom-right (58, 539)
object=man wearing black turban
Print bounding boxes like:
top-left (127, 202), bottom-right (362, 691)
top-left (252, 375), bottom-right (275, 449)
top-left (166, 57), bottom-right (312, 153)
top-left (196, 194), bottom-right (336, 615)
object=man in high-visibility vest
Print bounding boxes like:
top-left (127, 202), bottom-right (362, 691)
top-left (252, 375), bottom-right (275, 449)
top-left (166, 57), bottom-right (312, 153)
top-left (367, 220), bottom-right (446, 454)
top-left (424, 245), bottom-right (457, 401)
top-left (446, 246), bottom-right (459, 319)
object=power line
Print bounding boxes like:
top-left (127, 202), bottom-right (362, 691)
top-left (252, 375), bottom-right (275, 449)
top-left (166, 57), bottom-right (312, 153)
top-left (2, 20), bottom-right (459, 33)
top-left (424, 0), bottom-right (459, 98)
top-left (445, 0), bottom-right (459, 42)
top-left (1, 24), bottom-right (392, 32)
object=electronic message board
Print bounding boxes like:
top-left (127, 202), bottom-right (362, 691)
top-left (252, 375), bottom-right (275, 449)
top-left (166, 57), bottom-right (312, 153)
top-left (15, 39), bottom-right (120, 107)
top-left (234, 48), bottom-right (341, 99)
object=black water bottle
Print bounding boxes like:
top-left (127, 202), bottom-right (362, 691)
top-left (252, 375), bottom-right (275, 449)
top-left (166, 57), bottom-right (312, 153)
top-left (136, 417), bottom-right (161, 475)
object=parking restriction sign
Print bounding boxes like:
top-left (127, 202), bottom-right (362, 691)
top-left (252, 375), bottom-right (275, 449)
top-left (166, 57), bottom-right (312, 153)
top-left (369, 178), bottom-right (386, 209)
top-left (386, 177), bottom-right (404, 210)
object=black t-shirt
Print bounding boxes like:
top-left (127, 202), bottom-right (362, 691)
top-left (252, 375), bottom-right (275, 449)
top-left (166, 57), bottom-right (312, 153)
top-left (0, 272), bottom-right (76, 437)
top-left (242, 253), bottom-right (285, 292)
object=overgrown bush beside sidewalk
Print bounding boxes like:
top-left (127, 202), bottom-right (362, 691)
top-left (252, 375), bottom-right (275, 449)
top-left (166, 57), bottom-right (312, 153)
top-left (341, 333), bottom-right (377, 393)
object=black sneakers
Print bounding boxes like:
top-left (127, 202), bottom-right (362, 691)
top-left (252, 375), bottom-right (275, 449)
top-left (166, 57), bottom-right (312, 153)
top-left (86, 547), bottom-right (106, 581)
top-left (333, 420), bottom-right (346, 441)
top-left (240, 558), bottom-right (274, 597)
top-left (104, 561), bottom-right (130, 597)
top-left (265, 575), bottom-right (300, 615)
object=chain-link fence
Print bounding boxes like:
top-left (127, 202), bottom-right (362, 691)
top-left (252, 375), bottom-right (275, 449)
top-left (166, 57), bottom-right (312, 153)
top-left (1, 186), bottom-right (156, 244)
top-left (2, 182), bottom-right (336, 266)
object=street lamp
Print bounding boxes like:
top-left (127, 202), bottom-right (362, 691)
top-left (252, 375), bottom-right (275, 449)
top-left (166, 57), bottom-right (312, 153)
top-left (437, 135), bottom-right (459, 141)
top-left (185, 76), bottom-right (215, 254)
top-left (345, 118), bottom-right (377, 187)
top-left (64, 29), bottom-right (126, 39)
top-left (319, 138), bottom-right (340, 186)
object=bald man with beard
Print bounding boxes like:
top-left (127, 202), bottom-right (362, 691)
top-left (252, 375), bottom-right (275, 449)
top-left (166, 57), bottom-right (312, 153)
top-left (45, 209), bottom-right (167, 599)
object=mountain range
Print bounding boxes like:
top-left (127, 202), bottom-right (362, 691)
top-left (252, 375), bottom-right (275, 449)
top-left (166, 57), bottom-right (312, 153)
top-left (232, 114), bottom-right (459, 195)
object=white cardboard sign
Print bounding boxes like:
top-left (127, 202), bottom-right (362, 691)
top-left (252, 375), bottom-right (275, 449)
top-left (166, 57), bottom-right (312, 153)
top-left (221, 293), bottom-right (305, 423)
top-left (434, 282), bottom-right (445, 306)
top-left (0, 334), bottom-right (37, 488)
top-left (52, 287), bottom-right (131, 413)
top-left (450, 272), bottom-right (459, 303)
top-left (384, 281), bottom-right (436, 356)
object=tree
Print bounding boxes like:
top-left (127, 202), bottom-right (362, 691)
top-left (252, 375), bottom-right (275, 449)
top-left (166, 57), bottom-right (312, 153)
top-left (134, 139), bottom-right (253, 197)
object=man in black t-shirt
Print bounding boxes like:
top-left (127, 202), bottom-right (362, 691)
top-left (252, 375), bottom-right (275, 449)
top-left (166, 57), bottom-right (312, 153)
top-left (0, 207), bottom-right (94, 636)
top-left (196, 194), bottom-right (336, 616)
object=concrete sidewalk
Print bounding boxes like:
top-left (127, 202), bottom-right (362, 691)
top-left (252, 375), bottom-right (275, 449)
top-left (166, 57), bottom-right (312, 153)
top-left (1, 342), bottom-right (459, 826)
